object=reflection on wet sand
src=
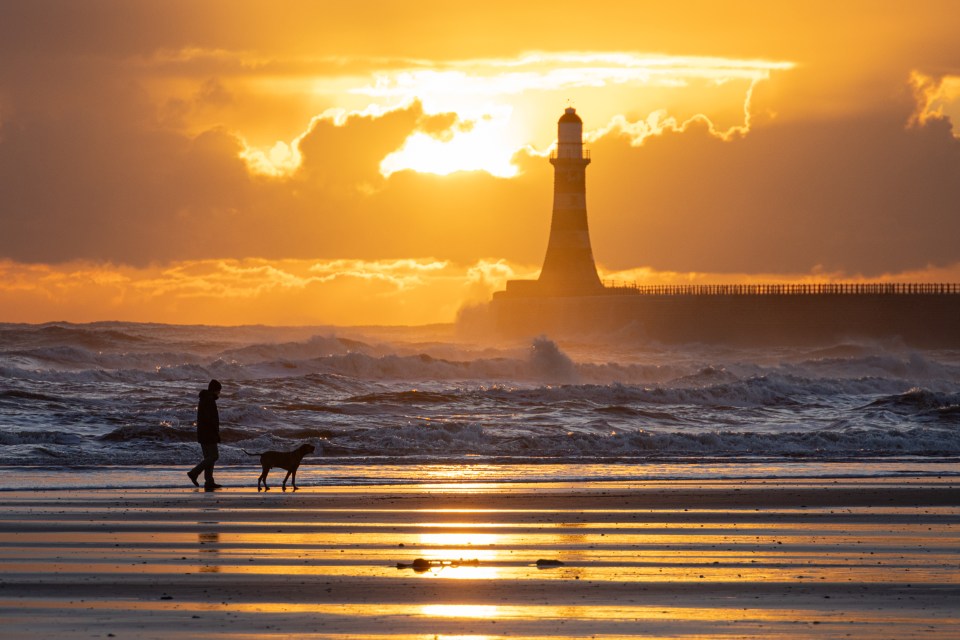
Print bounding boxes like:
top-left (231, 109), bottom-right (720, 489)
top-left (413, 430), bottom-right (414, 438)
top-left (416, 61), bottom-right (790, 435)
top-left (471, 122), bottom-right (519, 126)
top-left (0, 481), bottom-right (957, 638)
top-left (198, 531), bottom-right (220, 573)
top-left (417, 531), bottom-right (502, 580)
top-left (421, 604), bottom-right (501, 618)
top-left (1, 517), bottom-right (957, 584)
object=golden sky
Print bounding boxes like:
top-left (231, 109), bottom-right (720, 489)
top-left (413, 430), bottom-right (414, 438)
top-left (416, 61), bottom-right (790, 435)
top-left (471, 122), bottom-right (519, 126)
top-left (1, 0), bottom-right (959, 325)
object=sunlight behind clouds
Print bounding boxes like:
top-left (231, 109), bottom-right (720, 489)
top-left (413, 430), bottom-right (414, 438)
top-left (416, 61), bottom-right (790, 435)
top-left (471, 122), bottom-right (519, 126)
top-left (380, 111), bottom-right (518, 177)
top-left (0, 258), bottom-right (521, 325)
top-left (910, 72), bottom-right (960, 136)
top-left (7, 256), bottom-right (960, 326)
top-left (238, 51), bottom-right (794, 178)
top-left (240, 140), bottom-right (301, 176)
top-left (5, 2), bottom-right (960, 326)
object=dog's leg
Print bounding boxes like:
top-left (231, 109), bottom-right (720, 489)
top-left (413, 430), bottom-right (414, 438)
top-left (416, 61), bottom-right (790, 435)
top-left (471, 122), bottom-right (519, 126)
top-left (282, 469), bottom-right (292, 492)
top-left (260, 467), bottom-right (271, 492)
top-left (290, 466), bottom-right (298, 491)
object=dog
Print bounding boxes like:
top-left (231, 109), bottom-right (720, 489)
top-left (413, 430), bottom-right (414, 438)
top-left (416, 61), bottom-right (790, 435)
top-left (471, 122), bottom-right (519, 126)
top-left (242, 443), bottom-right (315, 492)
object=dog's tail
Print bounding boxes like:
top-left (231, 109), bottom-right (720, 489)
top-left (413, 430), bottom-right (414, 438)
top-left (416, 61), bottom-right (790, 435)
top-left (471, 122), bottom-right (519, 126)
top-left (241, 449), bottom-right (262, 457)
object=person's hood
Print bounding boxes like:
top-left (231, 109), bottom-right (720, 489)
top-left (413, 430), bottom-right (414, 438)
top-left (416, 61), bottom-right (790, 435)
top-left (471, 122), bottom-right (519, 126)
top-left (198, 389), bottom-right (218, 400)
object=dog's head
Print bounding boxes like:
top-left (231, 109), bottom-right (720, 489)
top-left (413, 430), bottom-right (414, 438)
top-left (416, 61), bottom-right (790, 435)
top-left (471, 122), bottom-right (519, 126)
top-left (299, 443), bottom-right (316, 456)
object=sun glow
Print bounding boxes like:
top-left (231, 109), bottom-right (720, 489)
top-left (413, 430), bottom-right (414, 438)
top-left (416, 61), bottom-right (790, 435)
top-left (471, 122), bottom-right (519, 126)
top-left (237, 51), bottom-right (794, 179)
top-left (380, 112), bottom-right (518, 177)
top-left (240, 140), bottom-right (302, 177)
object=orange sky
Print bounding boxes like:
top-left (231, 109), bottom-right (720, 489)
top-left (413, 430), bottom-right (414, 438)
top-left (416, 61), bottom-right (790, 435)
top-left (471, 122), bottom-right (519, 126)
top-left (1, 1), bottom-right (959, 325)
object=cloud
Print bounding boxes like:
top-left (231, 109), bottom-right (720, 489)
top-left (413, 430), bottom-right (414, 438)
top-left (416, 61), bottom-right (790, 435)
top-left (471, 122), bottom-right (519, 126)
top-left (352, 52), bottom-right (793, 101)
top-left (7, 255), bottom-right (960, 326)
top-left (0, 257), bottom-right (513, 325)
top-left (414, 112), bottom-right (462, 141)
top-left (293, 101), bottom-right (424, 188)
top-left (910, 71), bottom-right (960, 135)
top-left (307, 258), bottom-right (450, 290)
top-left (0, 97), bottom-right (443, 265)
top-left (3, 67), bottom-right (960, 280)
top-left (0, 36), bottom-right (794, 266)
top-left (2, 3), bottom-right (960, 307)
top-left (586, 96), bottom-right (960, 277)
top-left (236, 51), bottom-right (792, 178)
top-left (350, 51), bottom-right (792, 174)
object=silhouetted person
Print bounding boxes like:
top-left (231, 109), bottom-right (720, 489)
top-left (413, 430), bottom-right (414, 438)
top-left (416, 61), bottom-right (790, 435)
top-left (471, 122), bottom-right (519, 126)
top-left (188, 379), bottom-right (222, 490)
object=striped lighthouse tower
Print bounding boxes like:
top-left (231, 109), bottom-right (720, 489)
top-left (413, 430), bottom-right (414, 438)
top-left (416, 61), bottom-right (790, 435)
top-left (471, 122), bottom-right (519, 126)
top-left (537, 108), bottom-right (604, 295)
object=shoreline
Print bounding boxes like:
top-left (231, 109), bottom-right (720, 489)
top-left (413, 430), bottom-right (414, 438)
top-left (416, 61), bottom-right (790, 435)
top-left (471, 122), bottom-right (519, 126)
top-left (0, 477), bottom-right (957, 638)
top-left (1, 460), bottom-right (958, 493)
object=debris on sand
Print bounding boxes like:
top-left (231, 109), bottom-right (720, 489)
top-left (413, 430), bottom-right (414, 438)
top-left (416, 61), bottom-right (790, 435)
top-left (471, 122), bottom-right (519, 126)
top-left (396, 558), bottom-right (480, 572)
top-left (535, 559), bottom-right (565, 567)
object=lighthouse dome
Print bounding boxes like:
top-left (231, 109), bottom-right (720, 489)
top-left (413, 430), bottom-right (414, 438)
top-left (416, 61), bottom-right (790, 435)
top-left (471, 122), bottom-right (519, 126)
top-left (558, 107), bottom-right (582, 124)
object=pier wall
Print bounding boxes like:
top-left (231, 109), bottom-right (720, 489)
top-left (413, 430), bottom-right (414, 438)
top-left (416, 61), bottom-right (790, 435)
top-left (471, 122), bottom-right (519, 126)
top-left (491, 292), bottom-right (960, 346)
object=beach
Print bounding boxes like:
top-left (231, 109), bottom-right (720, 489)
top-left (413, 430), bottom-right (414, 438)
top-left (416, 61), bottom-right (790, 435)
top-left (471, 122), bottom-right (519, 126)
top-left (0, 476), bottom-right (957, 638)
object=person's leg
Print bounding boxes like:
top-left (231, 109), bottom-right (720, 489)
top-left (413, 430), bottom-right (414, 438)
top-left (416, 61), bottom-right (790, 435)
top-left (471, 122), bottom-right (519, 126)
top-left (201, 442), bottom-right (219, 485)
top-left (188, 450), bottom-right (205, 486)
top-left (187, 465), bottom-right (201, 485)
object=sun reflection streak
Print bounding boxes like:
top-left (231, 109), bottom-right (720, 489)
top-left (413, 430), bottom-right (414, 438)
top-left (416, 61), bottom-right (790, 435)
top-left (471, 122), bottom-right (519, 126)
top-left (415, 531), bottom-right (505, 579)
top-left (421, 604), bottom-right (500, 619)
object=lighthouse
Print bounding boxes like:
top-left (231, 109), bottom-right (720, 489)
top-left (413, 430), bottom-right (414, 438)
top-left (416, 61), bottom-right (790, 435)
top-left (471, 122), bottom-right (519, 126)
top-left (537, 107), bottom-right (604, 295)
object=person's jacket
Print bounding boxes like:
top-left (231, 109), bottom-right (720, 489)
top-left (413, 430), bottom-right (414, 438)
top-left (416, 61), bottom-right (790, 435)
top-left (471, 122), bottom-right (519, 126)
top-left (196, 389), bottom-right (220, 444)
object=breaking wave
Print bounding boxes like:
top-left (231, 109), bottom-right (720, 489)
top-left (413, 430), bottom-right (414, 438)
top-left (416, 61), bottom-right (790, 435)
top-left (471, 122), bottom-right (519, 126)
top-left (1, 321), bottom-right (959, 467)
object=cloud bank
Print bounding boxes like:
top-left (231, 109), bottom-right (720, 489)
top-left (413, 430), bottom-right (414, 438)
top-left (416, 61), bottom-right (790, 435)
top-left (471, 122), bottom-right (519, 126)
top-left (2, 2), bottom-right (960, 324)
top-left (0, 258), bottom-right (519, 326)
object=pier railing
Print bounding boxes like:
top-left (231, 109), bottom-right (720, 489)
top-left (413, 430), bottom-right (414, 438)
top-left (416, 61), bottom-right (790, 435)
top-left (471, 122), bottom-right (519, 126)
top-left (600, 282), bottom-right (960, 296)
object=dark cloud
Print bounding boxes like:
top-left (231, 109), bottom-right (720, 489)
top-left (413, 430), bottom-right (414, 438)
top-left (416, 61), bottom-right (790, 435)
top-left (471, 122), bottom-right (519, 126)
top-left (1, 1), bottom-right (960, 277)
top-left (296, 105), bottom-right (423, 191)
top-left (0, 112), bottom-right (250, 265)
top-left (196, 78), bottom-right (232, 107)
top-left (0, 89), bottom-right (543, 266)
top-left (588, 107), bottom-right (960, 276)
top-left (1, 70), bottom-right (959, 276)
top-left (418, 113), bottom-right (478, 142)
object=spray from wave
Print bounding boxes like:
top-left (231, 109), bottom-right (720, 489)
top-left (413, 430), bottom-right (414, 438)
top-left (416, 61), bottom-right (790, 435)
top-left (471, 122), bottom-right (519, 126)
top-left (0, 322), bottom-right (959, 468)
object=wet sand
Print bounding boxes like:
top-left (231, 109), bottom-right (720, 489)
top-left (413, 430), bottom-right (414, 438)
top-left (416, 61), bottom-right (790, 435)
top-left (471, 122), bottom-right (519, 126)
top-left (0, 477), bottom-right (958, 638)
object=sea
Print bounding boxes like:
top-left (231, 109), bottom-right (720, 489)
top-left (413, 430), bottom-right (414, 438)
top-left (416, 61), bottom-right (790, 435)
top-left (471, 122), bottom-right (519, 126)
top-left (0, 321), bottom-right (958, 490)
